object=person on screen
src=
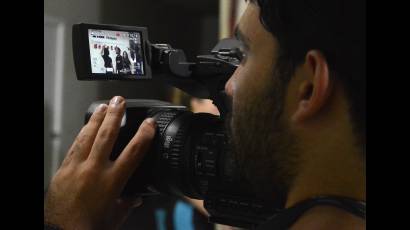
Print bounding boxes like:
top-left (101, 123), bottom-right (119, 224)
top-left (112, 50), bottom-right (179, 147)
top-left (130, 50), bottom-right (136, 62)
top-left (115, 47), bottom-right (124, 74)
top-left (134, 46), bottom-right (144, 75)
top-left (130, 50), bottom-right (137, 74)
top-left (101, 46), bottom-right (113, 74)
top-left (122, 51), bottom-right (132, 74)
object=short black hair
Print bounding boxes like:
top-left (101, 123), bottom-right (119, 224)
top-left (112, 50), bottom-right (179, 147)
top-left (103, 47), bottom-right (110, 56)
top-left (248, 0), bottom-right (366, 151)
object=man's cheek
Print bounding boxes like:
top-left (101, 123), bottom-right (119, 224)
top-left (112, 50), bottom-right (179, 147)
top-left (239, 64), bottom-right (267, 95)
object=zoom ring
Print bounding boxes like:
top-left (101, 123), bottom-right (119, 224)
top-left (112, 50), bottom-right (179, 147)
top-left (151, 110), bottom-right (181, 135)
top-left (167, 127), bottom-right (187, 169)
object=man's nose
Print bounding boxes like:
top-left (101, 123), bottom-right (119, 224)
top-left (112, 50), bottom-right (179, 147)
top-left (225, 65), bottom-right (241, 97)
top-left (224, 76), bottom-right (233, 97)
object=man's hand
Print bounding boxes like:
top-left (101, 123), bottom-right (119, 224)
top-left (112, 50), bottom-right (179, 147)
top-left (44, 96), bottom-right (156, 230)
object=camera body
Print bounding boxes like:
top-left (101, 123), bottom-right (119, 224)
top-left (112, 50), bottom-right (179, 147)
top-left (75, 23), bottom-right (284, 229)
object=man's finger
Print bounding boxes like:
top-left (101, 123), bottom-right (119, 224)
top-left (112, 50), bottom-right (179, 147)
top-left (61, 104), bottom-right (108, 166)
top-left (88, 96), bottom-right (126, 163)
top-left (112, 118), bottom-right (156, 183)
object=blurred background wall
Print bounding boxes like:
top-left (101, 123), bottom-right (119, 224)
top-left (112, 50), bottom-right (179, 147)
top-left (45, 0), bottom-right (102, 188)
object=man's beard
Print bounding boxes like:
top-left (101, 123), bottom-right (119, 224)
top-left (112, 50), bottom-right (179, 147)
top-left (226, 67), bottom-right (300, 202)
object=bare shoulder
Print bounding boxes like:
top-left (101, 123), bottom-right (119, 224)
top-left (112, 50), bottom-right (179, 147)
top-left (289, 205), bottom-right (365, 230)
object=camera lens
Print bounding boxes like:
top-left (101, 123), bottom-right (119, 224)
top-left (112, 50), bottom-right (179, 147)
top-left (99, 100), bottom-right (226, 199)
top-left (150, 109), bottom-right (225, 200)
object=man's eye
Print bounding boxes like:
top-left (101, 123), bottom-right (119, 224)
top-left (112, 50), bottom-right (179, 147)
top-left (238, 50), bottom-right (247, 64)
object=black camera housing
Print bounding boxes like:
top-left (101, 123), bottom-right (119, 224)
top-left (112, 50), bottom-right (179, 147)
top-left (85, 100), bottom-right (284, 229)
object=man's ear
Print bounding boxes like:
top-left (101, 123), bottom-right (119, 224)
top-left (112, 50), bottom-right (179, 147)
top-left (291, 50), bottom-right (332, 123)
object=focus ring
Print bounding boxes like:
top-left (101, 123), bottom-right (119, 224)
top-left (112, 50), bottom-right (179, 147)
top-left (150, 110), bottom-right (181, 134)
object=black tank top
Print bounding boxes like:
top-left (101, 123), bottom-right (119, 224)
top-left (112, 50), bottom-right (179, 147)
top-left (256, 196), bottom-right (365, 230)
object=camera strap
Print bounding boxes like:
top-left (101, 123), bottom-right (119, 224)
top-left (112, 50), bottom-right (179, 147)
top-left (256, 196), bottom-right (365, 230)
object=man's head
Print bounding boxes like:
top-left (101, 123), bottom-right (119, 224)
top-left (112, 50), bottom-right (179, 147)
top-left (123, 51), bottom-right (128, 58)
top-left (225, 0), bottom-right (365, 203)
top-left (103, 47), bottom-right (110, 57)
top-left (115, 47), bottom-right (121, 55)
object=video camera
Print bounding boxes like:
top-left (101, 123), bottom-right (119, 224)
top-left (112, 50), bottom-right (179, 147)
top-left (73, 23), bottom-right (284, 229)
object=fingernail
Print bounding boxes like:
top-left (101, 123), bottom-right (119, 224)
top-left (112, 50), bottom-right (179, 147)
top-left (110, 96), bottom-right (123, 107)
top-left (144, 118), bottom-right (156, 127)
top-left (95, 104), bottom-right (108, 113)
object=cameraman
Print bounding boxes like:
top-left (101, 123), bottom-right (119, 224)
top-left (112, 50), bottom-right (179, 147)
top-left (44, 0), bottom-right (365, 230)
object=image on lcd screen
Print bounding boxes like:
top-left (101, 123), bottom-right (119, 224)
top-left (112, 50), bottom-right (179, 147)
top-left (88, 29), bottom-right (145, 76)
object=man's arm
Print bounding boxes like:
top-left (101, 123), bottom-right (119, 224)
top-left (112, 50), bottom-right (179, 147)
top-left (44, 96), bottom-right (156, 230)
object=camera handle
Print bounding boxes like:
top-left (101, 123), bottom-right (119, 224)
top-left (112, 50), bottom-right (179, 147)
top-left (148, 39), bottom-right (241, 118)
